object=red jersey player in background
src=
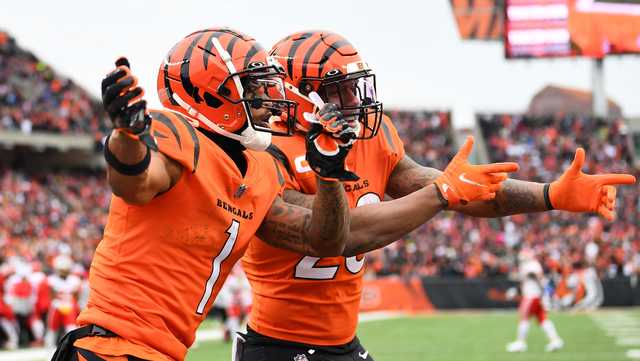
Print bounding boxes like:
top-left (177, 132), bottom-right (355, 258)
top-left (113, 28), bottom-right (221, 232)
top-left (239, 30), bottom-right (636, 361)
top-left (44, 254), bottom-right (82, 348)
top-left (506, 249), bottom-right (563, 352)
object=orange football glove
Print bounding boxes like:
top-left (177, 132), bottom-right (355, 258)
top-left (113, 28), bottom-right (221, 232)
top-left (549, 148), bottom-right (636, 221)
top-left (434, 136), bottom-right (519, 207)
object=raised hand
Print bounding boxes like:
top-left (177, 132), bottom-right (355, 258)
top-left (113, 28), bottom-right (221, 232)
top-left (549, 148), bottom-right (636, 220)
top-left (304, 92), bottom-right (359, 181)
top-left (435, 136), bottom-right (519, 207)
top-left (101, 57), bottom-right (151, 137)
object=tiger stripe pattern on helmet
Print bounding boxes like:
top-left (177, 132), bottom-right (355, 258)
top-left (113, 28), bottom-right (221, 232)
top-left (157, 27), bottom-right (295, 138)
top-left (271, 31), bottom-right (357, 83)
top-left (270, 30), bottom-right (382, 139)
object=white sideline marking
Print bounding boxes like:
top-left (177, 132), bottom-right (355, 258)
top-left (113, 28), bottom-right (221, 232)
top-left (589, 312), bottom-right (640, 360)
top-left (359, 311), bottom-right (406, 323)
top-left (0, 347), bottom-right (55, 361)
top-left (617, 338), bottom-right (640, 346)
top-left (628, 349), bottom-right (640, 359)
top-left (607, 328), bottom-right (640, 336)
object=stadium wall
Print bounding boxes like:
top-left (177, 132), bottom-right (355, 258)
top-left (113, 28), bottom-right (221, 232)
top-left (360, 277), bottom-right (640, 312)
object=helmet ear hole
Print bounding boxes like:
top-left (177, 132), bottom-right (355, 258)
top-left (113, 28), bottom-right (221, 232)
top-left (299, 81), bottom-right (314, 96)
top-left (204, 92), bottom-right (223, 109)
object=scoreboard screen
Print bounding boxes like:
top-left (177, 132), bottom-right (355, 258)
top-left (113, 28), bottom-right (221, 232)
top-left (504, 0), bottom-right (640, 58)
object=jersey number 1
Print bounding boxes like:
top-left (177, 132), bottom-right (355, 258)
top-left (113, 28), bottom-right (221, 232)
top-left (196, 220), bottom-right (239, 314)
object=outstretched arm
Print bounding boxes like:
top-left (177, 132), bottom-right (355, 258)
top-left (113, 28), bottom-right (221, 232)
top-left (258, 179), bottom-right (350, 257)
top-left (386, 155), bottom-right (547, 217)
top-left (267, 135), bottom-right (517, 257)
top-left (386, 149), bottom-right (635, 220)
top-left (262, 185), bottom-right (445, 257)
top-left (343, 185), bottom-right (445, 256)
top-left (101, 58), bottom-right (181, 205)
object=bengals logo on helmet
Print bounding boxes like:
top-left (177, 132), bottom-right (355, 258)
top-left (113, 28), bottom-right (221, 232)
top-left (270, 31), bottom-right (383, 140)
top-left (156, 28), bottom-right (296, 150)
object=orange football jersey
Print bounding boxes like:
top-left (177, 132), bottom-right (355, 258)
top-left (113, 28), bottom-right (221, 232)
top-left (75, 110), bottom-right (285, 361)
top-left (242, 115), bottom-right (405, 345)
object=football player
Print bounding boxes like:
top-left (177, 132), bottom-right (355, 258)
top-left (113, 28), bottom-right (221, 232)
top-left (51, 28), bottom-right (359, 361)
top-left (45, 255), bottom-right (82, 348)
top-left (506, 249), bottom-right (563, 352)
top-left (51, 27), bottom-right (513, 361)
top-left (238, 30), bottom-right (636, 361)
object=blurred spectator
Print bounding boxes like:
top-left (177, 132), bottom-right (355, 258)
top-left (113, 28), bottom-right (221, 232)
top-left (366, 111), bottom-right (638, 282)
top-left (0, 30), bottom-right (108, 139)
top-left (1, 29), bottom-right (639, 345)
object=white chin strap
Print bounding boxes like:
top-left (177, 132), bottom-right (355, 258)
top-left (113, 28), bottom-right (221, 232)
top-left (171, 92), bottom-right (271, 151)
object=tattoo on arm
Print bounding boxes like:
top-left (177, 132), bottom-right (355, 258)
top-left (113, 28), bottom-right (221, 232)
top-left (489, 179), bottom-right (546, 215)
top-left (386, 155), bottom-right (441, 198)
top-left (308, 179), bottom-right (349, 254)
top-left (453, 179), bottom-right (547, 217)
top-left (257, 196), bottom-right (316, 255)
top-left (387, 155), bottom-right (546, 217)
top-left (283, 189), bottom-right (315, 210)
top-left (259, 180), bottom-right (349, 257)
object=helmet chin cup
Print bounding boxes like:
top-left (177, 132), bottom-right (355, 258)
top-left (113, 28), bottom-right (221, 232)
top-left (239, 126), bottom-right (272, 151)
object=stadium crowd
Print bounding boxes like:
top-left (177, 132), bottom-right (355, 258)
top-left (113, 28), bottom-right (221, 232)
top-left (0, 30), bottom-right (639, 349)
top-left (365, 112), bottom-right (639, 282)
top-left (0, 31), bottom-right (107, 137)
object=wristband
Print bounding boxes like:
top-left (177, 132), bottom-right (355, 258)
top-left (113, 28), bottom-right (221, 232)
top-left (104, 133), bottom-right (151, 176)
top-left (543, 183), bottom-right (554, 210)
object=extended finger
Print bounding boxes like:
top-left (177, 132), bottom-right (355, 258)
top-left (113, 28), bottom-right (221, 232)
top-left (567, 148), bottom-right (585, 175)
top-left (454, 136), bottom-right (474, 161)
top-left (593, 173), bottom-right (636, 186)
top-left (477, 162), bottom-right (519, 174)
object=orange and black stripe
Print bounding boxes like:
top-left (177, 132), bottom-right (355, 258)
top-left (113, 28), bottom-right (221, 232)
top-left (172, 112), bottom-right (201, 173)
top-left (270, 31), bottom-right (356, 80)
top-left (151, 110), bottom-right (182, 150)
top-left (163, 28), bottom-right (267, 113)
top-left (301, 36), bottom-right (325, 78)
top-left (150, 110), bottom-right (200, 172)
top-left (266, 144), bottom-right (294, 179)
top-left (180, 32), bottom-right (206, 104)
top-left (316, 37), bottom-right (352, 77)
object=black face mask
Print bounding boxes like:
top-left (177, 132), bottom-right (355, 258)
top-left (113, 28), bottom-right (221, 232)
top-left (314, 71), bottom-right (383, 140)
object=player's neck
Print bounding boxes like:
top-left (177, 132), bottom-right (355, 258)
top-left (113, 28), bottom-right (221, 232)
top-left (197, 128), bottom-right (248, 177)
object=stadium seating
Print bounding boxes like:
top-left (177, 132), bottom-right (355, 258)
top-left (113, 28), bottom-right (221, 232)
top-left (0, 31), bottom-right (107, 137)
top-left (1, 28), bottom-right (639, 349)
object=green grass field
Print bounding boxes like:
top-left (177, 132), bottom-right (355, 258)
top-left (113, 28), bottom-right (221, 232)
top-left (186, 309), bottom-right (640, 361)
